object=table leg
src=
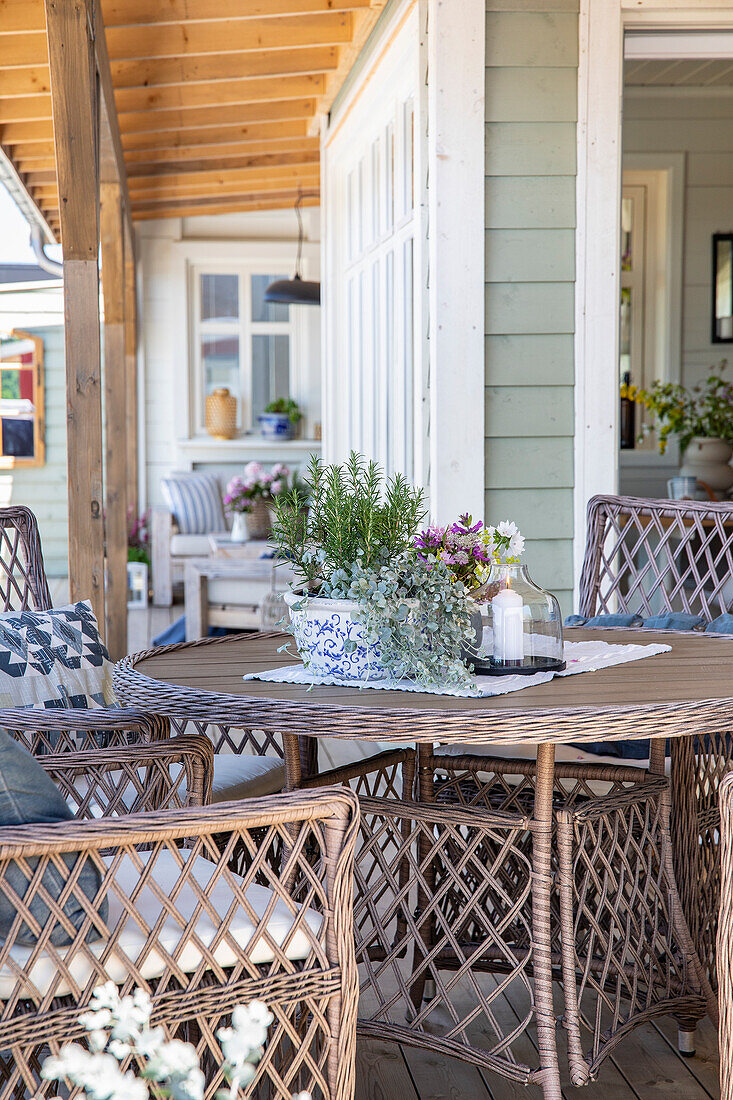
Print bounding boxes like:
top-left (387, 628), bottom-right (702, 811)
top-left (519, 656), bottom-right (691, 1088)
top-left (184, 562), bottom-right (207, 641)
top-left (533, 743), bottom-right (563, 1100)
top-left (282, 732), bottom-right (302, 791)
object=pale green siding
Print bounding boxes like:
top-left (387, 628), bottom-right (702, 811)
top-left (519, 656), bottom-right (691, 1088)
top-left (485, 1), bottom-right (578, 611)
top-left (6, 324), bottom-right (68, 576)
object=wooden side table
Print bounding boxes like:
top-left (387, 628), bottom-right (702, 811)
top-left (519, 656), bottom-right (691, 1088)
top-left (183, 557), bottom-right (295, 640)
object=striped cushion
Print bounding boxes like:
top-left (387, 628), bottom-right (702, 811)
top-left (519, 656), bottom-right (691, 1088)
top-left (160, 473), bottom-right (226, 535)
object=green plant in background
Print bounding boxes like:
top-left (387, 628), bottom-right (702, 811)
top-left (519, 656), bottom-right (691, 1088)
top-left (271, 452), bottom-right (426, 590)
top-left (263, 397), bottom-right (303, 424)
top-left (634, 360), bottom-right (733, 454)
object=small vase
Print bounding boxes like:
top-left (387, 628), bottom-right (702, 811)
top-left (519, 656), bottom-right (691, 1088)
top-left (205, 387), bottom-right (237, 440)
top-left (230, 512), bottom-right (248, 542)
top-left (246, 499), bottom-right (272, 540)
top-left (680, 436), bottom-right (733, 494)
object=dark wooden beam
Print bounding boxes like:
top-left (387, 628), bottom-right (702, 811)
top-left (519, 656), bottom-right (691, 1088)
top-left (100, 180), bottom-right (127, 660)
top-left (124, 229), bottom-right (138, 524)
top-left (44, 0), bottom-right (105, 631)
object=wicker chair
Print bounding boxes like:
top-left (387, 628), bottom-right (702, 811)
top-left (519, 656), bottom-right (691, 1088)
top-left (0, 785), bottom-right (358, 1100)
top-left (718, 771), bottom-right (733, 1100)
top-left (577, 493), bottom-right (733, 992)
top-left (0, 504), bottom-right (299, 796)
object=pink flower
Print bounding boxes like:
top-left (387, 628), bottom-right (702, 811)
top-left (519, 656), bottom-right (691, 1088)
top-left (271, 479), bottom-right (283, 494)
top-left (244, 461), bottom-right (264, 481)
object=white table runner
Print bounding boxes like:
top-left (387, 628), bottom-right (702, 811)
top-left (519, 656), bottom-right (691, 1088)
top-left (243, 639), bottom-right (672, 699)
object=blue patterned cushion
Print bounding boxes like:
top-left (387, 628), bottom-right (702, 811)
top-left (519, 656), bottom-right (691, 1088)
top-left (160, 473), bottom-right (226, 535)
top-left (706, 614), bottom-right (733, 634)
top-left (564, 613), bottom-right (643, 628)
top-left (642, 613), bottom-right (705, 631)
top-left (0, 601), bottom-right (115, 710)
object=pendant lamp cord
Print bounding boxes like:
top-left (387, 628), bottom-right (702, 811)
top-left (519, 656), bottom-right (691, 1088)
top-left (294, 189), bottom-right (304, 279)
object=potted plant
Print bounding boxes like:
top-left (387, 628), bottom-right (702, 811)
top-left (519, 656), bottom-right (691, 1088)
top-left (634, 361), bottom-right (733, 492)
top-left (271, 453), bottom-right (476, 687)
top-left (224, 461), bottom-right (290, 541)
top-left (259, 398), bottom-right (303, 441)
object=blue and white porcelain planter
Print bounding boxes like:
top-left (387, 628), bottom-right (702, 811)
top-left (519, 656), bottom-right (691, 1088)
top-left (283, 592), bottom-right (389, 681)
top-left (258, 413), bottom-right (294, 441)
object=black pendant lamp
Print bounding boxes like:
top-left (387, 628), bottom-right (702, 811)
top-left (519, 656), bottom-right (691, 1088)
top-left (264, 191), bottom-right (321, 305)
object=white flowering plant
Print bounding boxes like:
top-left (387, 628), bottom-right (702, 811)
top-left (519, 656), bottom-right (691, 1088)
top-left (40, 983), bottom-right (310, 1100)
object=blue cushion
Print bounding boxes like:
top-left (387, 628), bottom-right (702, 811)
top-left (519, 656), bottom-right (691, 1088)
top-left (572, 739), bottom-right (653, 761)
top-left (642, 613), bottom-right (705, 631)
top-left (152, 615), bottom-right (231, 647)
top-left (161, 473), bottom-right (226, 535)
top-left (706, 614), bottom-right (733, 634)
top-left (0, 601), bottom-right (115, 710)
top-left (0, 731), bottom-right (107, 945)
top-left (564, 613), bottom-right (643, 628)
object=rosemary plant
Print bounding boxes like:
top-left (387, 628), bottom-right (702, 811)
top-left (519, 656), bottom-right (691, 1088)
top-left (271, 452), bottom-right (426, 590)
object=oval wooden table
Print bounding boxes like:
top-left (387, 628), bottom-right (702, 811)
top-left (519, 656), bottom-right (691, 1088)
top-left (115, 628), bottom-right (729, 1100)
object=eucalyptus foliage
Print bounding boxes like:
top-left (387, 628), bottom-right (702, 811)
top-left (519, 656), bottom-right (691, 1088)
top-left (271, 452), bottom-right (426, 590)
top-left (321, 552), bottom-right (477, 690)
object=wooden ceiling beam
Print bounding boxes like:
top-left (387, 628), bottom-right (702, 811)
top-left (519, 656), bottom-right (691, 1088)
top-left (128, 171), bottom-right (319, 201)
top-left (0, 32), bottom-right (47, 68)
top-left (13, 149), bottom-right (56, 166)
top-left (127, 148), bottom-right (319, 179)
top-left (106, 13), bottom-right (351, 60)
top-left (24, 169), bottom-right (56, 185)
top-left (124, 137), bottom-right (319, 167)
top-left (121, 117), bottom-right (309, 151)
top-left (118, 97), bottom-right (315, 134)
top-left (111, 45), bottom-right (338, 89)
top-left (0, 0), bottom-right (45, 34)
top-left (0, 67), bottom-right (51, 98)
top-left (128, 163), bottom-right (319, 193)
top-left (131, 184), bottom-right (317, 209)
top-left (114, 73), bottom-right (324, 112)
top-left (133, 194), bottom-right (319, 220)
top-left (102, 0), bottom-right (369, 25)
top-left (1, 120), bottom-right (53, 143)
top-left (0, 95), bottom-right (52, 122)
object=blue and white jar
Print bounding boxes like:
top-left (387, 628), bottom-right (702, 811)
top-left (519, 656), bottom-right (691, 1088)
top-left (283, 593), bottom-right (389, 681)
top-left (258, 412), bottom-right (294, 441)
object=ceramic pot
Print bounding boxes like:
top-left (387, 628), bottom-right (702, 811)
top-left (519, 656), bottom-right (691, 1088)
top-left (283, 593), bottom-right (389, 681)
top-left (205, 387), bottom-right (237, 440)
top-left (246, 500), bottom-right (272, 540)
top-left (258, 413), bottom-right (294, 441)
top-left (230, 512), bottom-right (248, 542)
top-left (680, 436), bottom-right (733, 494)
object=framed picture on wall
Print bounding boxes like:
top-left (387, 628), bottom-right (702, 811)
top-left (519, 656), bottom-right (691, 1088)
top-left (712, 233), bottom-right (733, 344)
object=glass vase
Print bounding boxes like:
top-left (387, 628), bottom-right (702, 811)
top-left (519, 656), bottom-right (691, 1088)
top-left (465, 563), bottom-right (565, 675)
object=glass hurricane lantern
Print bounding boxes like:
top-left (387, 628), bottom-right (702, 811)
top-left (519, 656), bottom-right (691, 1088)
top-left (465, 563), bottom-right (565, 675)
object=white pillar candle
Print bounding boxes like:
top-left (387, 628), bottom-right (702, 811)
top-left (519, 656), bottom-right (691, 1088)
top-left (492, 587), bottom-right (524, 663)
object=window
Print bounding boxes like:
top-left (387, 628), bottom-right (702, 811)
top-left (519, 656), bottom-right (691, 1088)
top-left (0, 330), bottom-right (44, 468)
top-left (324, 8), bottom-right (423, 481)
top-left (191, 267), bottom-right (294, 435)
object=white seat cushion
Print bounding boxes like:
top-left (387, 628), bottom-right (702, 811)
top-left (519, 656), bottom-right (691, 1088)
top-left (210, 754), bottom-right (285, 802)
top-left (170, 532), bottom-right (229, 556)
top-left (0, 847), bottom-right (321, 1000)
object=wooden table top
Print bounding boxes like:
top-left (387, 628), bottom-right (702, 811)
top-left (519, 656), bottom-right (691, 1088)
top-left (115, 627), bottom-right (733, 745)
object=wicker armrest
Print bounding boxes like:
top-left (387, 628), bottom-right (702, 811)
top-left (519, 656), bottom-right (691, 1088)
top-left (0, 706), bottom-right (170, 754)
top-left (37, 735), bottom-right (214, 815)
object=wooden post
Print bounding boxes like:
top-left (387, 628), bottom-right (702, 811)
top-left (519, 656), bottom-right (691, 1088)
top-left (124, 234), bottom-right (139, 521)
top-left (44, 0), bottom-right (105, 632)
top-left (100, 181), bottom-right (127, 659)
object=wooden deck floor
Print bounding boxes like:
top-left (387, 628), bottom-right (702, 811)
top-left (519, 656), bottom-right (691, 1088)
top-left (355, 1012), bottom-right (720, 1100)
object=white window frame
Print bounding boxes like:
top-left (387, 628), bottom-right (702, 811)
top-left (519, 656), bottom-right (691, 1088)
top-left (190, 263), bottom-right (294, 436)
top-left (574, 4), bottom-right (733, 597)
top-left (323, 4), bottom-right (423, 484)
top-left (169, 238), bottom-right (320, 451)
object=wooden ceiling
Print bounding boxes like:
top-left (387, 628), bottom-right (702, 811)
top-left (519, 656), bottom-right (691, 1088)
top-left (0, 0), bottom-right (385, 239)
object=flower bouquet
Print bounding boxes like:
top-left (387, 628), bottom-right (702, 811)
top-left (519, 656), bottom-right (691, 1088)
top-left (224, 461), bottom-right (290, 540)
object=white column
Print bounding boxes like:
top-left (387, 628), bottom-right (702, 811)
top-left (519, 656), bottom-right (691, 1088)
top-left (427, 0), bottom-right (486, 523)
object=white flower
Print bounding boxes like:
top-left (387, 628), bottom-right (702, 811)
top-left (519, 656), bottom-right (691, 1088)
top-left (291, 1092), bottom-right (312, 1100)
top-left (244, 461), bottom-right (264, 481)
top-left (496, 520), bottom-right (519, 538)
top-left (508, 532), bottom-right (525, 558)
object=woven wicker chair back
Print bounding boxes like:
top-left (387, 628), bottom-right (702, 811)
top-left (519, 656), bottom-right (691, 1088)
top-left (579, 494), bottom-right (733, 621)
top-left (0, 505), bottom-right (52, 612)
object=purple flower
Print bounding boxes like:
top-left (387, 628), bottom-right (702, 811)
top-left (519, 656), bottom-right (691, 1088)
top-left (414, 524), bottom-right (447, 551)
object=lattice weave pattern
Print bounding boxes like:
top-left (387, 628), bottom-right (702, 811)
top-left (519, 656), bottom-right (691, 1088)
top-left (578, 493), bottom-right (733, 988)
top-left (0, 789), bottom-right (359, 1100)
top-left (0, 506), bottom-right (52, 613)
